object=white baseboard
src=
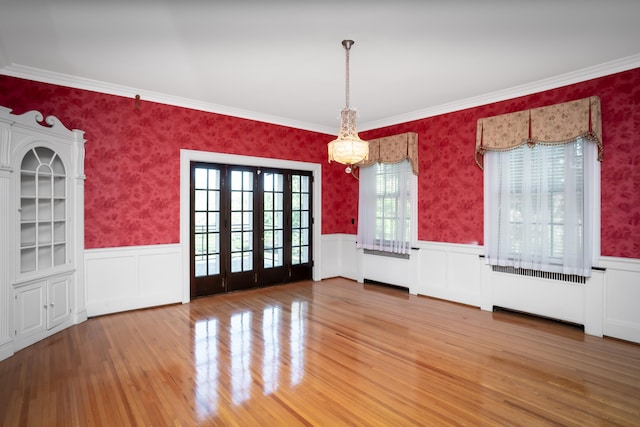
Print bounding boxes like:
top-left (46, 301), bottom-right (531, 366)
top-left (0, 340), bottom-right (13, 362)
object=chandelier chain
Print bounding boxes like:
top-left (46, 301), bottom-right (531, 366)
top-left (345, 44), bottom-right (350, 109)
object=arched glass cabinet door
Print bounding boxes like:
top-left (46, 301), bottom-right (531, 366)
top-left (20, 147), bottom-right (67, 273)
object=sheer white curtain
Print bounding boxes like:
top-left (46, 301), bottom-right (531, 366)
top-left (484, 138), bottom-right (597, 277)
top-left (357, 160), bottom-right (412, 255)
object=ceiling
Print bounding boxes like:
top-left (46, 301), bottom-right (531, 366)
top-left (1, 0), bottom-right (639, 135)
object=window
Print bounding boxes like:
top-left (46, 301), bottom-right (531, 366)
top-left (484, 137), bottom-right (599, 277)
top-left (357, 159), bottom-right (416, 255)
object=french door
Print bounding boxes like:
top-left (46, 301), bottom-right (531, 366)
top-left (190, 162), bottom-right (312, 298)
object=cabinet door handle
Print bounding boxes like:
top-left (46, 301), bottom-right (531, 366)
top-left (43, 305), bottom-right (48, 309)
top-left (50, 303), bottom-right (55, 307)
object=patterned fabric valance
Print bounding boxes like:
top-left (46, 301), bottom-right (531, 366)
top-left (357, 132), bottom-right (419, 175)
top-left (475, 96), bottom-right (603, 168)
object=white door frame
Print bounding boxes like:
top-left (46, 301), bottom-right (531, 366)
top-left (179, 149), bottom-right (322, 303)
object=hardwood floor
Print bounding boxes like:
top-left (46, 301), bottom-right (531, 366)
top-left (1, 278), bottom-right (639, 426)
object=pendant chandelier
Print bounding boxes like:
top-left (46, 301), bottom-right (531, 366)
top-left (327, 40), bottom-right (368, 172)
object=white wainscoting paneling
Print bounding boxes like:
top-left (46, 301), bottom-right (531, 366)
top-left (323, 236), bottom-right (484, 307)
top-left (84, 237), bottom-right (640, 345)
top-left (320, 234), bottom-right (342, 279)
top-left (85, 244), bottom-right (181, 317)
top-left (414, 241), bottom-right (484, 306)
top-left (320, 234), bottom-right (360, 281)
top-left (600, 256), bottom-right (640, 343)
top-left (323, 234), bottom-right (639, 344)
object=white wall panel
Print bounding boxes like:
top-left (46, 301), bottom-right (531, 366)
top-left (336, 234), bottom-right (359, 281)
top-left (320, 234), bottom-right (342, 279)
top-left (85, 244), bottom-right (181, 317)
top-left (419, 249), bottom-right (447, 291)
top-left (600, 257), bottom-right (640, 343)
top-left (414, 242), bottom-right (483, 306)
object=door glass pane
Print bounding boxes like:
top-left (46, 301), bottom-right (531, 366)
top-left (208, 255), bottom-right (220, 275)
top-left (231, 252), bottom-right (242, 273)
top-left (195, 212), bottom-right (207, 232)
top-left (195, 190), bottom-right (207, 211)
top-left (243, 192), bottom-right (253, 210)
top-left (193, 166), bottom-right (221, 279)
top-left (231, 232), bottom-right (242, 251)
top-left (292, 247), bottom-right (300, 265)
top-left (264, 250), bottom-right (273, 268)
top-left (231, 191), bottom-right (242, 211)
top-left (208, 190), bottom-right (219, 211)
top-left (195, 168), bottom-right (207, 188)
top-left (243, 212), bottom-right (252, 231)
top-left (195, 256), bottom-right (207, 277)
top-left (231, 212), bottom-right (242, 231)
top-left (242, 252), bottom-right (253, 272)
top-left (264, 174), bottom-right (273, 192)
top-left (264, 230), bottom-right (273, 249)
top-left (230, 169), bottom-right (254, 274)
top-left (231, 170), bottom-right (242, 190)
top-left (274, 174), bottom-right (284, 192)
top-left (208, 233), bottom-right (219, 253)
top-left (208, 169), bottom-right (220, 188)
top-left (274, 193), bottom-right (283, 210)
top-left (243, 232), bottom-right (253, 251)
top-left (195, 234), bottom-right (206, 255)
top-left (264, 212), bottom-right (273, 229)
top-left (263, 172), bottom-right (283, 269)
top-left (208, 212), bottom-right (219, 232)
top-left (243, 172), bottom-right (253, 191)
top-left (291, 173), bottom-right (311, 266)
top-left (274, 248), bottom-right (283, 267)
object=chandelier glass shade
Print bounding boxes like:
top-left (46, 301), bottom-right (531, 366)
top-left (327, 108), bottom-right (369, 165)
top-left (327, 40), bottom-right (368, 168)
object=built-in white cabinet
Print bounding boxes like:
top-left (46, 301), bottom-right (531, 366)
top-left (0, 107), bottom-right (86, 361)
top-left (13, 275), bottom-right (72, 349)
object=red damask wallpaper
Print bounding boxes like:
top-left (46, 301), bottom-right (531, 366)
top-left (361, 68), bottom-right (640, 258)
top-left (1, 68), bottom-right (638, 258)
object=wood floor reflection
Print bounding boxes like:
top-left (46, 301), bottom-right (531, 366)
top-left (1, 278), bottom-right (640, 426)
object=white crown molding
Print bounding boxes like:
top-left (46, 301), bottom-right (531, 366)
top-left (360, 53), bottom-right (640, 131)
top-left (0, 64), bottom-right (336, 135)
top-left (2, 54), bottom-right (639, 135)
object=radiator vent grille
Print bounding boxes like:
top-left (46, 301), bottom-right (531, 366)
top-left (491, 265), bottom-right (586, 284)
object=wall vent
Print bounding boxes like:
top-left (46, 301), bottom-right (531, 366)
top-left (491, 265), bottom-right (586, 284)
